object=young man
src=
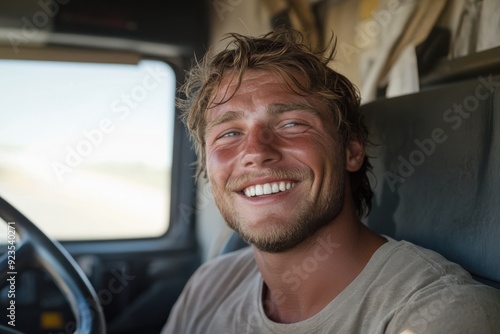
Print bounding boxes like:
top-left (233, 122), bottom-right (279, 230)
top-left (162, 29), bottom-right (500, 333)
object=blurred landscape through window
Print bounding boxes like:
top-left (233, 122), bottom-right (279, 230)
top-left (0, 59), bottom-right (174, 240)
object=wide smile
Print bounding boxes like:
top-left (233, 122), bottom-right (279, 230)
top-left (242, 181), bottom-right (297, 197)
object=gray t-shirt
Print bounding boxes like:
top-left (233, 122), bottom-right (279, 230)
top-left (162, 238), bottom-right (500, 333)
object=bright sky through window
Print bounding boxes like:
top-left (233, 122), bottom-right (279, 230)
top-left (0, 59), bottom-right (174, 240)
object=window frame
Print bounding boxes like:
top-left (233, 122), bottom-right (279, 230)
top-left (0, 47), bottom-right (198, 255)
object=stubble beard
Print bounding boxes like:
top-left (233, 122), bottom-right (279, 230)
top-left (212, 171), bottom-right (345, 253)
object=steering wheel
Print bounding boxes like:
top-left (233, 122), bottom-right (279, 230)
top-left (0, 196), bottom-right (106, 334)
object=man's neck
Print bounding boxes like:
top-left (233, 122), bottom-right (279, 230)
top-left (252, 214), bottom-right (386, 324)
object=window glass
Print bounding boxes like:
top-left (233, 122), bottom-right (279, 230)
top-left (0, 59), bottom-right (174, 240)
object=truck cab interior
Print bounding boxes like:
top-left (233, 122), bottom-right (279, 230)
top-left (0, 0), bottom-right (499, 333)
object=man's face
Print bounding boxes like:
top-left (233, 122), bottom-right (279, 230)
top-left (204, 70), bottom-right (350, 253)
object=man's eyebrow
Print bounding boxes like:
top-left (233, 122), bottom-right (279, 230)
top-left (206, 110), bottom-right (243, 135)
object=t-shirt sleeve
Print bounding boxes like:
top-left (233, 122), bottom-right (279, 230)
top-left (160, 262), bottom-right (209, 334)
top-left (160, 248), bottom-right (256, 334)
top-left (386, 280), bottom-right (500, 334)
top-left (160, 284), bottom-right (189, 334)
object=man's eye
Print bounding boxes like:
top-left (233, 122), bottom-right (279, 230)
top-left (279, 121), bottom-right (309, 134)
top-left (221, 131), bottom-right (240, 138)
top-left (282, 121), bottom-right (307, 128)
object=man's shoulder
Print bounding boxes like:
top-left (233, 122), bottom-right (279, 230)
top-left (381, 239), bottom-right (500, 333)
top-left (382, 239), bottom-right (498, 296)
top-left (381, 239), bottom-right (475, 282)
top-left (388, 272), bottom-right (500, 333)
top-left (161, 247), bottom-right (257, 334)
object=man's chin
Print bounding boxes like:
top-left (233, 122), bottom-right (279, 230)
top-left (230, 221), bottom-right (312, 253)
top-left (229, 208), bottom-right (341, 254)
top-left (250, 237), bottom-right (306, 253)
top-left (234, 234), bottom-right (299, 253)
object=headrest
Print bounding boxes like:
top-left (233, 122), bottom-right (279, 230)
top-left (363, 75), bottom-right (500, 286)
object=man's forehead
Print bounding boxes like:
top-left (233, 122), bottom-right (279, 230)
top-left (208, 69), bottom-right (313, 110)
top-left (210, 70), bottom-right (284, 103)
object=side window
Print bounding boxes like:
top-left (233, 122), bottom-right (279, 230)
top-left (0, 59), bottom-right (175, 240)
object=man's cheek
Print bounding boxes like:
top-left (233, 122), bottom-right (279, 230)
top-left (205, 167), bottom-right (226, 196)
top-left (207, 152), bottom-right (233, 182)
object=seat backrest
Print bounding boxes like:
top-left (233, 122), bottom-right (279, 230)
top-left (363, 75), bottom-right (500, 289)
top-left (220, 231), bottom-right (248, 254)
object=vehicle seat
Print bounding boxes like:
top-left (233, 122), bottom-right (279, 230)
top-left (363, 75), bottom-right (500, 290)
top-left (220, 230), bottom-right (248, 254)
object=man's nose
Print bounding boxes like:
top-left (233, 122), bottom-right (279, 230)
top-left (240, 126), bottom-right (281, 168)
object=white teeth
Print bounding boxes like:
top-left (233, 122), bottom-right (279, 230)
top-left (255, 185), bottom-right (263, 196)
top-left (243, 181), bottom-right (297, 197)
top-left (279, 182), bottom-right (286, 192)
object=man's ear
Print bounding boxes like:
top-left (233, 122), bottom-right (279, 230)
top-left (345, 139), bottom-right (365, 172)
